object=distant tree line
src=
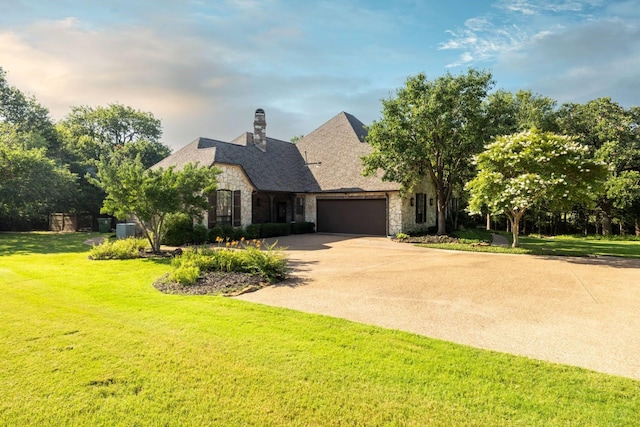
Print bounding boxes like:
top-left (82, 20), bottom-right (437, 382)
top-left (0, 66), bottom-right (171, 231)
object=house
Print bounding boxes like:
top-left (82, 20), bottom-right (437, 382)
top-left (153, 109), bottom-right (436, 236)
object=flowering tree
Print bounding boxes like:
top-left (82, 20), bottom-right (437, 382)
top-left (466, 129), bottom-right (606, 247)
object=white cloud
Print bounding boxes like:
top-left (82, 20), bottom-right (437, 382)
top-left (0, 9), bottom-right (389, 149)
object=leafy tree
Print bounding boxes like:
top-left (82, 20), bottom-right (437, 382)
top-left (0, 67), bottom-right (58, 146)
top-left (90, 154), bottom-right (220, 253)
top-left (466, 129), bottom-right (606, 247)
top-left (486, 89), bottom-right (557, 136)
top-left (363, 69), bottom-right (494, 235)
top-left (555, 98), bottom-right (640, 234)
top-left (57, 103), bottom-right (172, 215)
top-left (58, 103), bottom-right (170, 168)
top-left (0, 130), bottom-right (77, 228)
top-left (1, 69), bottom-right (76, 229)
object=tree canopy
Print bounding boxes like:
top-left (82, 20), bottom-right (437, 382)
top-left (466, 129), bottom-right (606, 247)
top-left (363, 69), bottom-right (494, 234)
top-left (57, 103), bottom-right (170, 168)
top-left (555, 98), bottom-right (640, 234)
top-left (0, 127), bottom-right (77, 224)
top-left (90, 154), bottom-right (219, 253)
top-left (486, 89), bottom-right (557, 136)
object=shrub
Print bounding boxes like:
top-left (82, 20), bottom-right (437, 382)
top-left (169, 241), bottom-right (288, 284)
top-left (291, 221), bottom-right (315, 234)
top-left (208, 225), bottom-right (245, 242)
top-left (169, 262), bottom-right (200, 285)
top-left (241, 244), bottom-right (288, 281)
top-left (193, 224), bottom-right (208, 245)
top-left (244, 224), bottom-right (261, 239)
top-left (208, 226), bottom-right (224, 242)
top-left (89, 238), bottom-right (149, 260)
top-left (221, 225), bottom-right (235, 239)
top-left (395, 232), bottom-right (409, 240)
top-left (259, 223), bottom-right (290, 238)
top-left (162, 213), bottom-right (194, 246)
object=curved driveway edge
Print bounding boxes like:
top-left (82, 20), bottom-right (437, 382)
top-left (236, 234), bottom-right (640, 380)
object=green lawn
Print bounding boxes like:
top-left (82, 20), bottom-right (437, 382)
top-left (1, 232), bottom-right (639, 426)
top-left (418, 230), bottom-right (640, 258)
top-left (519, 234), bottom-right (640, 258)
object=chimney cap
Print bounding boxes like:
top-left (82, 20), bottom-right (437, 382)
top-left (255, 108), bottom-right (265, 115)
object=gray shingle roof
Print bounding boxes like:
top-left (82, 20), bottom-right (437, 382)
top-left (296, 112), bottom-right (400, 192)
top-left (153, 111), bottom-right (400, 193)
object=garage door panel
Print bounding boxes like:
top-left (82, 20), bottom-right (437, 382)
top-left (317, 199), bottom-right (386, 235)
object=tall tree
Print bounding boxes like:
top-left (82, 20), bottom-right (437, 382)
top-left (486, 89), bottom-right (557, 136)
top-left (90, 154), bottom-right (219, 253)
top-left (58, 103), bottom-right (170, 168)
top-left (466, 129), bottom-right (606, 247)
top-left (0, 67), bottom-right (57, 145)
top-left (0, 126), bottom-right (77, 228)
top-left (555, 98), bottom-right (640, 234)
top-left (363, 69), bottom-right (494, 235)
top-left (57, 103), bottom-right (172, 215)
top-left (0, 68), bottom-right (77, 229)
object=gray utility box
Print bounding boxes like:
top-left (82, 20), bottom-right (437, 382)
top-left (116, 223), bottom-right (136, 239)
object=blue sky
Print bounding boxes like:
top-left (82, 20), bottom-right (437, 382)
top-left (1, 0), bottom-right (639, 150)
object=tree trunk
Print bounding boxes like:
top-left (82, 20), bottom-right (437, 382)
top-left (436, 202), bottom-right (446, 235)
top-left (511, 218), bottom-right (519, 248)
top-left (601, 212), bottom-right (612, 236)
top-left (510, 210), bottom-right (526, 248)
top-left (486, 213), bottom-right (491, 231)
top-left (635, 219), bottom-right (640, 236)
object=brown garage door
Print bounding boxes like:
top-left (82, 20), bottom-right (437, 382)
top-left (317, 199), bottom-right (386, 235)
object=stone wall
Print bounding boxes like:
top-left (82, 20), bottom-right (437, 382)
top-left (205, 164), bottom-right (254, 227)
top-left (400, 177), bottom-right (437, 233)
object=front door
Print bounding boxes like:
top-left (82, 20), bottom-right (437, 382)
top-left (276, 202), bottom-right (287, 223)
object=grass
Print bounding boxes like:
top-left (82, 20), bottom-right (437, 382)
top-left (416, 229), bottom-right (640, 258)
top-left (518, 234), bottom-right (640, 258)
top-left (1, 232), bottom-right (639, 426)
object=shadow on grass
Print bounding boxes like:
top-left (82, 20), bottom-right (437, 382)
top-left (0, 232), bottom-right (100, 256)
top-left (539, 255), bottom-right (640, 269)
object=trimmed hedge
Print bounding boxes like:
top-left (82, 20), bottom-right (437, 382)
top-left (168, 221), bottom-right (316, 246)
top-left (259, 223), bottom-right (291, 238)
top-left (291, 221), bottom-right (315, 234)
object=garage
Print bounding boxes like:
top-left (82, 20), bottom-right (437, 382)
top-left (316, 198), bottom-right (387, 235)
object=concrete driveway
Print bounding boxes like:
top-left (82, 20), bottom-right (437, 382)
top-left (236, 234), bottom-right (640, 380)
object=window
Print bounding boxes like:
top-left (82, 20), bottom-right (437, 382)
top-left (209, 190), bottom-right (241, 227)
top-left (415, 193), bottom-right (427, 223)
top-left (216, 190), bottom-right (232, 225)
top-left (296, 196), bottom-right (305, 216)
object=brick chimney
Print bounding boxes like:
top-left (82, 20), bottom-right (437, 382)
top-left (253, 108), bottom-right (266, 151)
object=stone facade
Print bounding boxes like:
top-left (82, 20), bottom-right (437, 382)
top-left (205, 167), bottom-right (436, 235)
top-left (400, 178), bottom-right (437, 233)
top-left (205, 164), bottom-right (254, 227)
top-left (299, 176), bottom-right (437, 236)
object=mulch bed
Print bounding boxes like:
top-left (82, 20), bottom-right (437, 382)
top-left (153, 271), bottom-right (271, 296)
top-left (393, 235), bottom-right (461, 244)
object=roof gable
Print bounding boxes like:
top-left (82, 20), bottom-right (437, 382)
top-left (295, 112), bottom-right (400, 192)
